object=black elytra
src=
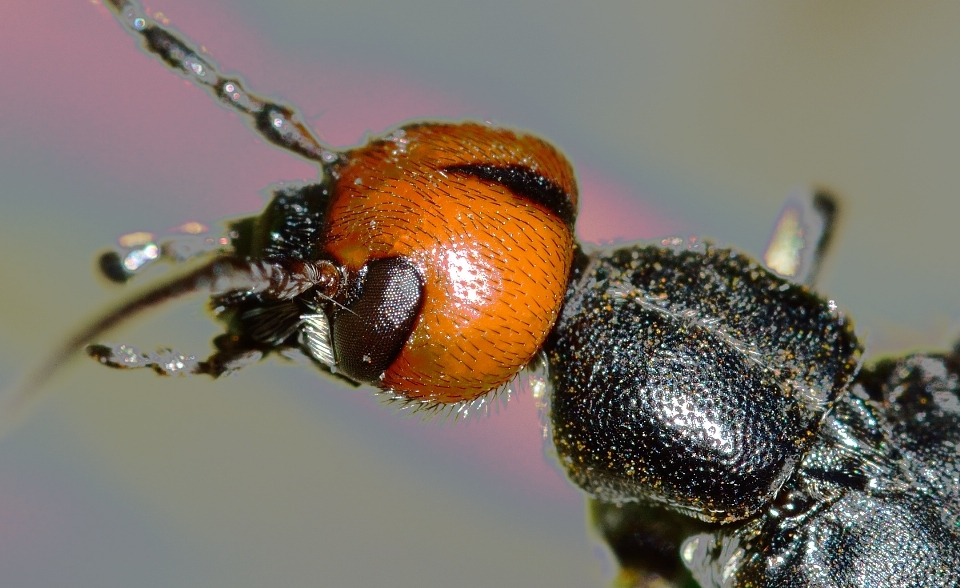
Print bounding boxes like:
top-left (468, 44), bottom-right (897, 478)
top-left (546, 244), bottom-right (862, 523)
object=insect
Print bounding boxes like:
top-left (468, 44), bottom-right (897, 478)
top-left (10, 2), bottom-right (960, 587)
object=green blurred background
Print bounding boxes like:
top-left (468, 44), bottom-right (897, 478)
top-left (1, 1), bottom-right (959, 586)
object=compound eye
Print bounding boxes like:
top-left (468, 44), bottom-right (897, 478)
top-left (332, 257), bottom-right (424, 385)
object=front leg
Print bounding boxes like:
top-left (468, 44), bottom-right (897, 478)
top-left (590, 500), bottom-right (710, 588)
top-left (87, 333), bottom-right (265, 378)
top-left (98, 224), bottom-right (233, 284)
top-left (5, 256), bottom-right (338, 422)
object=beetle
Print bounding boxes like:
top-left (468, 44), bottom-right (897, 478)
top-left (9, 2), bottom-right (960, 587)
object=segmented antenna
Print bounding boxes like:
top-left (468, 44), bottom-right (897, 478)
top-left (103, 0), bottom-right (338, 166)
top-left (0, 1), bottom-right (350, 433)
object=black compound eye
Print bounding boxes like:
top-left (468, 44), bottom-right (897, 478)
top-left (332, 257), bottom-right (424, 384)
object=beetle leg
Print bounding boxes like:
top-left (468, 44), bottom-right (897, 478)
top-left (763, 188), bottom-right (840, 287)
top-left (98, 228), bottom-right (234, 284)
top-left (86, 343), bottom-right (207, 375)
top-left (102, 0), bottom-right (337, 166)
top-left (3, 256), bottom-right (334, 425)
top-left (589, 499), bottom-right (714, 588)
top-left (86, 335), bottom-right (265, 379)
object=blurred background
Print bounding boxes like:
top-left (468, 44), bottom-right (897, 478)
top-left (1, 1), bottom-right (959, 586)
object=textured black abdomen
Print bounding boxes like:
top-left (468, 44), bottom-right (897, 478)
top-left (691, 351), bottom-right (960, 586)
top-left (546, 243), bottom-right (861, 522)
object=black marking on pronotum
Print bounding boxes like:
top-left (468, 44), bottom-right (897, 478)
top-left (444, 164), bottom-right (577, 230)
